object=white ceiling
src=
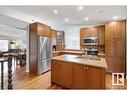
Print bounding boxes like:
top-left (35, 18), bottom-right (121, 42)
top-left (0, 6), bottom-right (127, 38)
top-left (0, 14), bottom-right (28, 39)
top-left (0, 6), bottom-right (127, 25)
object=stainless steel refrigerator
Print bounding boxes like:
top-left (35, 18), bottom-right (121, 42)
top-left (38, 36), bottom-right (53, 75)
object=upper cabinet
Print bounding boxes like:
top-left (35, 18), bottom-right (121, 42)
top-left (56, 31), bottom-right (65, 51)
top-left (98, 26), bottom-right (105, 46)
top-left (37, 23), bottom-right (51, 37)
top-left (105, 22), bottom-right (116, 41)
top-left (116, 21), bottom-right (126, 40)
top-left (81, 27), bottom-right (98, 38)
top-left (80, 25), bottom-right (105, 46)
top-left (90, 27), bottom-right (98, 37)
top-left (51, 29), bottom-right (57, 45)
top-left (51, 29), bottom-right (65, 51)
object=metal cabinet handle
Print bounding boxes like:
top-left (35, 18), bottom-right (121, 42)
top-left (84, 66), bottom-right (86, 70)
top-left (84, 66), bottom-right (89, 70)
top-left (86, 67), bottom-right (89, 70)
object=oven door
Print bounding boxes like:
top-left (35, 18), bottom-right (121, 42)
top-left (87, 50), bottom-right (98, 55)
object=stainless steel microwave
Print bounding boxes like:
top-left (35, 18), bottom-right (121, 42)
top-left (83, 37), bottom-right (98, 45)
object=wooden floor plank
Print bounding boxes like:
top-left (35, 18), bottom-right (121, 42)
top-left (1, 66), bottom-right (127, 89)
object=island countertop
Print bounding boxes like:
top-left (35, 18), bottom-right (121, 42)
top-left (51, 54), bottom-right (107, 69)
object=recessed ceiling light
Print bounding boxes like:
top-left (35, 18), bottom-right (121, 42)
top-left (65, 18), bottom-right (69, 22)
top-left (113, 16), bottom-right (118, 20)
top-left (84, 17), bottom-right (89, 21)
top-left (32, 20), bottom-right (35, 22)
top-left (53, 10), bottom-right (58, 14)
top-left (99, 10), bottom-right (103, 14)
top-left (78, 6), bottom-right (84, 10)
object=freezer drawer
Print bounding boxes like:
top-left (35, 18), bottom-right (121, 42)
top-left (41, 59), bottom-right (51, 74)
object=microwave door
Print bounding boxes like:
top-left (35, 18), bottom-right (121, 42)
top-left (83, 39), bottom-right (94, 45)
top-left (83, 37), bottom-right (98, 45)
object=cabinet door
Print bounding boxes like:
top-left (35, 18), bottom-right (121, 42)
top-left (37, 23), bottom-right (51, 37)
top-left (105, 22), bottom-right (116, 41)
top-left (116, 21), bottom-right (125, 40)
top-left (80, 28), bottom-right (84, 45)
top-left (72, 64), bottom-right (85, 89)
top-left (51, 30), bottom-right (57, 45)
top-left (83, 28), bottom-right (91, 38)
top-left (56, 31), bottom-right (65, 51)
top-left (98, 26), bottom-right (105, 45)
top-left (105, 40), bottom-right (115, 56)
top-left (51, 60), bottom-right (61, 84)
top-left (61, 62), bottom-right (72, 88)
top-left (115, 40), bottom-right (125, 57)
top-left (90, 27), bottom-right (98, 37)
top-left (105, 56), bottom-right (115, 73)
top-left (85, 66), bottom-right (105, 89)
top-left (115, 57), bottom-right (125, 73)
top-left (61, 31), bottom-right (65, 50)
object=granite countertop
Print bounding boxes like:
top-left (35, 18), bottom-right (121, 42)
top-left (52, 54), bottom-right (107, 69)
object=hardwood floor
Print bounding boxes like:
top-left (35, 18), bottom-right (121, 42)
top-left (1, 66), bottom-right (127, 89)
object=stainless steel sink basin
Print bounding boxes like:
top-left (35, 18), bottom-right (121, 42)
top-left (76, 56), bottom-right (89, 59)
top-left (75, 55), bottom-right (101, 61)
top-left (89, 57), bottom-right (101, 60)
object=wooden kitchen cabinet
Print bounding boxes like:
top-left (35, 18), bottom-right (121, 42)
top-left (85, 66), bottom-right (105, 89)
top-left (37, 23), bottom-right (51, 37)
top-left (105, 40), bottom-right (115, 56)
top-left (116, 21), bottom-right (125, 40)
top-left (90, 27), bottom-right (98, 37)
top-left (80, 27), bottom-right (98, 38)
top-left (83, 28), bottom-right (91, 38)
top-left (51, 29), bottom-right (57, 45)
top-left (105, 20), bottom-right (125, 73)
top-left (61, 62), bottom-right (72, 88)
top-left (98, 26), bottom-right (105, 45)
top-left (72, 63), bottom-right (105, 89)
top-left (56, 31), bottom-right (65, 51)
top-left (51, 29), bottom-right (65, 51)
top-left (51, 60), bottom-right (61, 84)
top-left (51, 60), bottom-right (106, 89)
top-left (71, 63), bottom-right (85, 89)
top-left (51, 60), bottom-right (72, 88)
top-left (105, 22), bottom-right (116, 41)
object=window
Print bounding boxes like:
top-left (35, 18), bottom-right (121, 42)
top-left (65, 36), bottom-right (80, 49)
top-left (0, 40), bottom-right (9, 51)
top-left (64, 26), bottom-right (80, 50)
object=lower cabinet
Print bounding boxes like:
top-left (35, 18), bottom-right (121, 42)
top-left (60, 62), bottom-right (72, 88)
top-left (51, 60), bottom-right (61, 84)
top-left (51, 60), bottom-right (106, 89)
top-left (85, 66), bottom-right (105, 89)
top-left (72, 63), bottom-right (105, 89)
top-left (51, 60), bottom-right (72, 88)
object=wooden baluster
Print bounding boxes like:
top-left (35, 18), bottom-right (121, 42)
top-left (8, 55), bottom-right (13, 89)
top-left (1, 61), bottom-right (4, 89)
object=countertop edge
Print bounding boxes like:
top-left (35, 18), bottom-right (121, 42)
top-left (51, 58), bottom-right (107, 69)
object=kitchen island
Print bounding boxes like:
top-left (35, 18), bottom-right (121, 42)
top-left (51, 54), bottom-right (107, 89)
